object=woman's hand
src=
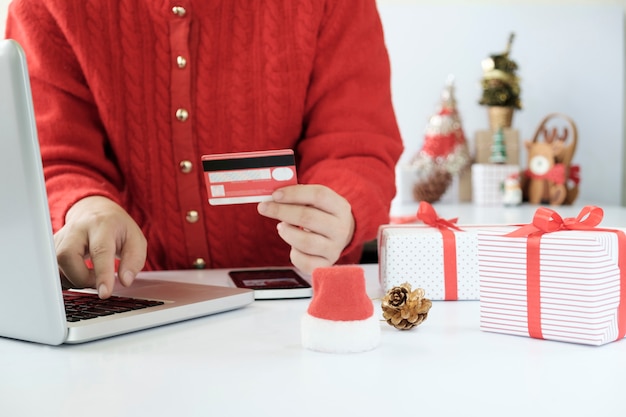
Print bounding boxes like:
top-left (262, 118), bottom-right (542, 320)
top-left (54, 196), bottom-right (147, 299)
top-left (257, 184), bottom-right (355, 274)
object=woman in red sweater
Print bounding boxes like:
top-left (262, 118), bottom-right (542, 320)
top-left (6, 0), bottom-right (403, 298)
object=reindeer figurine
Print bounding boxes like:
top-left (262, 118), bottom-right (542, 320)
top-left (522, 113), bottom-right (580, 205)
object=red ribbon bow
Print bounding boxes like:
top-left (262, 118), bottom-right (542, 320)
top-left (417, 201), bottom-right (462, 232)
top-left (506, 205), bottom-right (604, 236)
top-left (505, 206), bottom-right (626, 341)
top-left (417, 202), bottom-right (462, 300)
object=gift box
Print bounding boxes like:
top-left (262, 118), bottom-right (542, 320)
top-left (478, 206), bottom-right (626, 346)
top-left (471, 163), bottom-right (520, 206)
top-left (378, 202), bottom-right (479, 301)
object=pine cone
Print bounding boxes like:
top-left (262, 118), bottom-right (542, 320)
top-left (413, 171), bottom-right (452, 203)
top-left (381, 283), bottom-right (432, 330)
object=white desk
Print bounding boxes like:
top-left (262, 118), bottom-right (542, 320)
top-left (2, 204), bottom-right (626, 417)
top-left (392, 201), bottom-right (626, 226)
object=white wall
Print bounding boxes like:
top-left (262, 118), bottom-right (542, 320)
top-left (0, 0), bottom-right (9, 36)
top-left (3, 0), bottom-right (626, 206)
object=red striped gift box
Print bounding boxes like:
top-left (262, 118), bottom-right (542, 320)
top-left (478, 206), bottom-right (626, 346)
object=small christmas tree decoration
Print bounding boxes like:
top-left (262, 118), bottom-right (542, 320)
top-left (489, 128), bottom-right (507, 164)
top-left (409, 76), bottom-right (471, 203)
top-left (381, 282), bottom-right (432, 330)
top-left (479, 33), bottom-right (522, 131)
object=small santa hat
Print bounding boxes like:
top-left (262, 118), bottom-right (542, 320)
top-left (301, 266), bottom-right (380, 353)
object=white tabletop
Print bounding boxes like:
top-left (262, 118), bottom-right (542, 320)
top-left (391, 201), bottom-right (626, 226)
top-left (1, 258), bottom-right (625, 417)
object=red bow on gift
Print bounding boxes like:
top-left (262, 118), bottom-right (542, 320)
top-left (416, 201), bottom-right (462, 232)
top-left (418, 202), bottom-right (462, 300)
top-left (391, 201), bottom-right (461, 229)
top-left (506, 205), bottom-right (603, 236)
top-left (387, 202), bottom-right (463, 300)
top-left (505, 205), bottom-right (626, 341)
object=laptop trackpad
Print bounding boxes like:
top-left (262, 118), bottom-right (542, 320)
top-left (111, 279), bottom-right (249, 303)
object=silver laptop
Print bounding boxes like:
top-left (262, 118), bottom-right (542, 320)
top-left (0, 39), bottom-right (254, 345)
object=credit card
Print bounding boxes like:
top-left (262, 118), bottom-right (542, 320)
top-left (201, 149), bottom-right (297, 205)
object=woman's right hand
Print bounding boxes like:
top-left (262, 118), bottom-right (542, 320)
top-left (53, 196), bottom-right (147, 299)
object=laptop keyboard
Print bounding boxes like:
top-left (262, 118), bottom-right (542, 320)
top-left (63, 290), bottom-right (165, 322)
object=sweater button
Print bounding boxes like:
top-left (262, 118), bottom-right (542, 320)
top-left (179, 160), bottom-right (193, 173)
top-left (176, 108), bottom-right (189, 122)
top-left (176, 56), bottom-right (187, 69)
top-left (172, 6), bottom-right (186, 17)
top-left (192, 258), bottom-right (206, 269)
top-left (186, 210), bottom-right (199, 223)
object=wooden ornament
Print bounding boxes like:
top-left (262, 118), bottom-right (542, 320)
top-left (522, 113), bottom-right (579, 205)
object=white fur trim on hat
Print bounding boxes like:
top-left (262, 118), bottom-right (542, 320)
top-left (301, 313), bottom-right (381, 353)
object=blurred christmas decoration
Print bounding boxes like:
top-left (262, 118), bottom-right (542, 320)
top-left (502, 172), bottom-right (523, 206)
top-left (521, 113), bottom-right (580, 205)
top-left (489, 128), bottom-right (507, 164)
top-left (409, 76), bottom-right (471, 203)
top-left (473, 128), bottom-right (520, 166)
top-left (479, 33), bottom-right (522, 131)
top-left (381, 282), bottom-right (432, 330)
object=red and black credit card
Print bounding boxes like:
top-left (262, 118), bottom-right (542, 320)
top-left (201, 149), bottom-right (298, 205)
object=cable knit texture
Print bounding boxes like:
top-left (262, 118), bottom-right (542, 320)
top-left (6, 0), bottom-right (403, 270)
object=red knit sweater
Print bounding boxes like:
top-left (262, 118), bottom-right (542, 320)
top-left (6, 0), bottom-right (403, 271)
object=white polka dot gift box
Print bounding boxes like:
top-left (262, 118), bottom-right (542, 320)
top-left (478, 206), bottom-right (626, 346)
top-left (378, 202), bottom-right (480, 301)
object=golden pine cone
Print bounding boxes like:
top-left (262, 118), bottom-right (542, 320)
top-left (381, 283), bottom-right (432, 330)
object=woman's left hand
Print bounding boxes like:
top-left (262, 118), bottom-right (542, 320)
top-left (257, 184), bottom-right (355, 274)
